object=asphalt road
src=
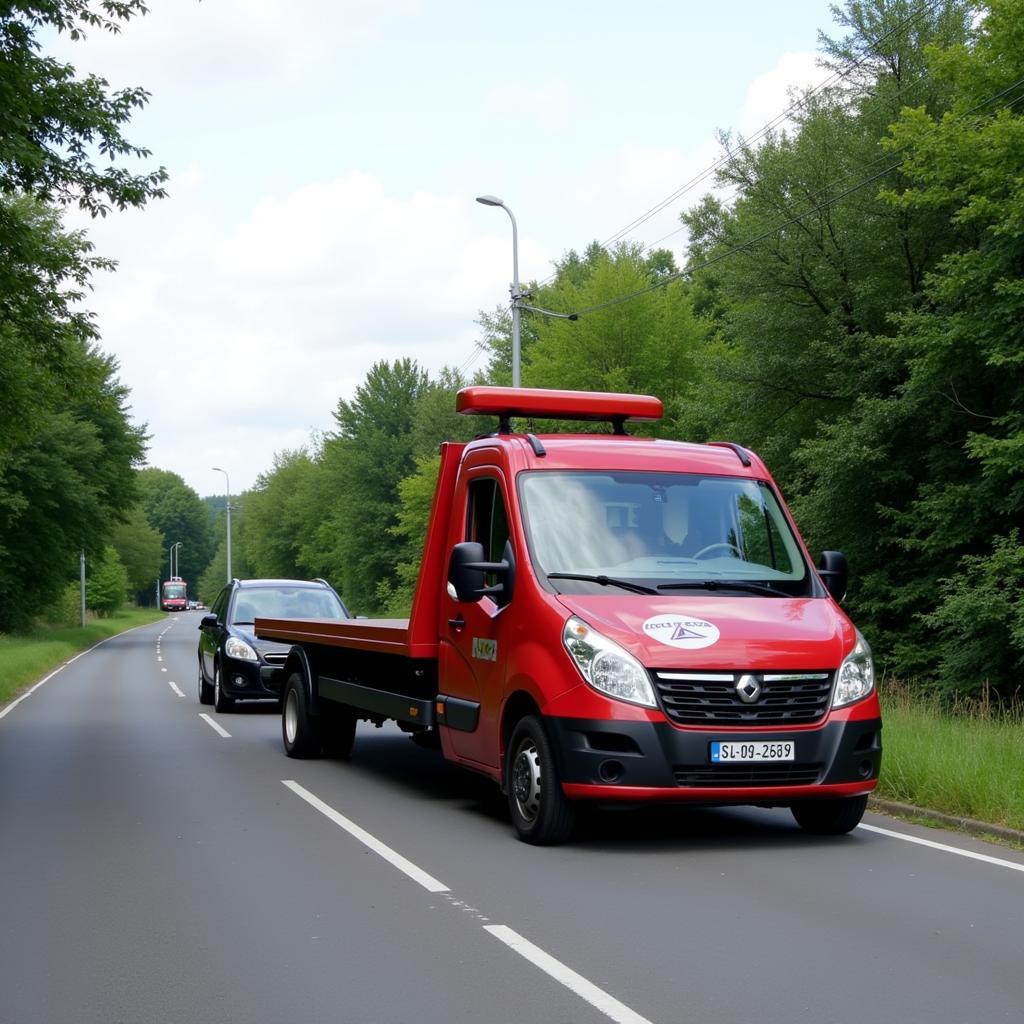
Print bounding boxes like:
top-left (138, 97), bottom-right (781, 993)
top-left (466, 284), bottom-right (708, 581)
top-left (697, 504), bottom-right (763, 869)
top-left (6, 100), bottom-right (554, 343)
top-left (1, 612), bottom-right (1022, 1024)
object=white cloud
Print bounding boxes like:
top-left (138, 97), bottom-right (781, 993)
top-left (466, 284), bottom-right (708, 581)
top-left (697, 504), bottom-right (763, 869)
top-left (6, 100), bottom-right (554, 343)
top-left (48, 0), bottom-right (422, 88)
top-left (736, 50), bottom-right (827, 139)
top-left (75, 168), bottom-right (543, 493)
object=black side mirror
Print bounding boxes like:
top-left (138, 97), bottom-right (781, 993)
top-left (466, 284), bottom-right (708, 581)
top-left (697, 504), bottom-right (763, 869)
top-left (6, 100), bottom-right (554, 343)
top-left (448, 541), bottom-right (513, 603)
top-left (200, 613), bottom-right (218, 629)
top-left (818, 550), bottom-right (848, 602)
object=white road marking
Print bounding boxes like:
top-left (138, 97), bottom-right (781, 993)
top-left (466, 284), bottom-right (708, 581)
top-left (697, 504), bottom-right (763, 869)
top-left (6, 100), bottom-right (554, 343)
top-left (157, 656), bottom-right (162, 662)
top-left (858, 822), bottom-right (1024, 873)
top-left (281, 782), bottom-right (653, 1024)
top-left (1, 621), bottom-right (160, 722)
top-left (199, 713), bottom-right (231, 738)
top-left (282, 780), bottom-right (449, 893)
top-left (161, 667), bottom-right (167, 673)
top-left (485, 925), bottom-right (655, 1024)
top-left (168, 681), bottom-right (185, 698)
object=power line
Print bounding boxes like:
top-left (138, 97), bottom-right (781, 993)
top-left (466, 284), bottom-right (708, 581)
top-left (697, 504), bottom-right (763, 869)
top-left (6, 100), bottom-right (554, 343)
top-left (562, 74), bottom-right (1024, 320)
top-left (534, 0), bottom-right (944, 290)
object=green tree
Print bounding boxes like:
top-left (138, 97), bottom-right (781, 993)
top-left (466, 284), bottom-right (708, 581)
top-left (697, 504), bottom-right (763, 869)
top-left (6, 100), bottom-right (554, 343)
top-left (85, 545), bottom-right (128, 617)
top-left (136, 468), bottom-right (214, 588)
top-left (110, 502), bottom-right (164, 602)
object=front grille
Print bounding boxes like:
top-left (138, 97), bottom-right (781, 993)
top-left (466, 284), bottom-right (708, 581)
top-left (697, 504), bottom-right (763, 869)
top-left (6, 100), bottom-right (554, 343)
top-left (653, 671), bottom-right (833, 726)
top-left (674, 763), bottom-right (823, 787)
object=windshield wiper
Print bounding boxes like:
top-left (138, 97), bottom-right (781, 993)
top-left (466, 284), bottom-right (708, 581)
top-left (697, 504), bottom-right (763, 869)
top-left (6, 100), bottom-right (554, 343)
top-left (547, 572), bottom-right (659, 595)
top-left (657, 580), bottom-right (791, 597)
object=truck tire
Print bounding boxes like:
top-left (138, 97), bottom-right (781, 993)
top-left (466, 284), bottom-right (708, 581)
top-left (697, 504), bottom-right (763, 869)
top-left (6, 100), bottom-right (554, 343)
top-left (321, 704), bottom-right (357, 759)
top-left (213, 662), bottom-right (234, 713)
top-left (791, 794), bottom-right (868, 835)
top-left (506, 715), bottom-right (576, 845)
top-left (198, 661), bottom-right (213, 705)
top-left (282, 672), bottom-right (322, 759)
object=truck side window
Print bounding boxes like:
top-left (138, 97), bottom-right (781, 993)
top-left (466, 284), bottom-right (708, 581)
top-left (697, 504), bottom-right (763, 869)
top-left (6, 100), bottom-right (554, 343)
top-left (468, 478), bottom-right (511, 582)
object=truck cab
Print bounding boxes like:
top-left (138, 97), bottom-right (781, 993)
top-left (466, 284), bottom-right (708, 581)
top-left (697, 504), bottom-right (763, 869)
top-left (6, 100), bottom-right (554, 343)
top-left (259, 386), bottom-right (881, 845)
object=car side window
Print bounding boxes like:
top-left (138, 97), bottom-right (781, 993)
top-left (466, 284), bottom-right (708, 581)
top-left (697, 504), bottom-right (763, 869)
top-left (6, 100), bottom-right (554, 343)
top-left (211, 587), bottom-right (229, 622)
top-left (467, 478), bottom-right (513, 604)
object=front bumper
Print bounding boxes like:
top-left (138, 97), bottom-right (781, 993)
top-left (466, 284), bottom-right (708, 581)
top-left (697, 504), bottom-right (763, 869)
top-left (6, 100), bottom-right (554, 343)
top-left (220, 657), bottom-right (283, 699)
top-left (547, 715), bottom-right (882, 804)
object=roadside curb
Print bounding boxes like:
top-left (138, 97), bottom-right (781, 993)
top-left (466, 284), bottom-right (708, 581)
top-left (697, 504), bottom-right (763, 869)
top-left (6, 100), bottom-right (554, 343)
top-left (869, 796), bottom-right (1024, 846)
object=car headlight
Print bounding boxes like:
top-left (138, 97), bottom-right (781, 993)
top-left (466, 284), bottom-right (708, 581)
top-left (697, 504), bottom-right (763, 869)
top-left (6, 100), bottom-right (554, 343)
top-left (224, 636), bottom-right (258, 662)
top-left (563, 616), bottom-right (656, 708)
top-left (832, 631), bottom-right (875, 708)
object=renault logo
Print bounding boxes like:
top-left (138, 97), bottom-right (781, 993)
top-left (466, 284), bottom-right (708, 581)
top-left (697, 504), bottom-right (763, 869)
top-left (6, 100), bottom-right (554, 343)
top-left (736, 674), bottom-right (762, 704)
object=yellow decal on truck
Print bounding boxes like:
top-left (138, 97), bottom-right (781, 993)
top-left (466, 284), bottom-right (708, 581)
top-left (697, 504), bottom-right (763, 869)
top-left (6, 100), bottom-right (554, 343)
top-left (472, 638), bottom-right (497, 662)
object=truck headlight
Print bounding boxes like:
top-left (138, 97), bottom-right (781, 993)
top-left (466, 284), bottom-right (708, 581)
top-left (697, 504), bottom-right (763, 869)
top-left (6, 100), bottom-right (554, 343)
top-left (563, 616), bottom-right (656, 708)
top-left (832, 631), bottom-right (874, 708)
top-left (225, 636), bottom-right (258, 662)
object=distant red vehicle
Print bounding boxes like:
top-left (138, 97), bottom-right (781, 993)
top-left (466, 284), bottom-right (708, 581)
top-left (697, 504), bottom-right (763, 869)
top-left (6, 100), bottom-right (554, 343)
top-left (257, 387), bottom-right (881, 845)
top-left (161, 578), bottom-right (188, 612)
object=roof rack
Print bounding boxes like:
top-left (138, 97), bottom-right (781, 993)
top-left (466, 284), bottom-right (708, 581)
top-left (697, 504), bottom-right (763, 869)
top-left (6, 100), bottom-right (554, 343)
top-left (457, 386), bottom-right (662, 436)
top-left (707, 441), bottom-right (752, 467)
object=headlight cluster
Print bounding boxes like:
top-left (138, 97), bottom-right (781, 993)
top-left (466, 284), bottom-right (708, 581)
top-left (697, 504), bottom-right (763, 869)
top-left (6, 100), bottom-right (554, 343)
top-left (562, 616), bottom-right (656, 708)
top-left (225, 636), bottom-right (258, 662)
top-left (832, 631), bottom-right (875, 708)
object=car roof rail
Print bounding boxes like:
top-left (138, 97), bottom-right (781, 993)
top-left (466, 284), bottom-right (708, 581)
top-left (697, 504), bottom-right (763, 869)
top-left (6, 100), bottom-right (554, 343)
top-left (707, 441), bottom-right (752, 467)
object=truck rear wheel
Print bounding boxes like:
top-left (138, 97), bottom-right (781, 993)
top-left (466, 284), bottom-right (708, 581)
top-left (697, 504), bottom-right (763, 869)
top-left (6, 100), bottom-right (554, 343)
top-left (507, 715), bottom-right (575, 845)
top-left (791, 794), bottom-right (868, 835)
top-left (282, 672), bottom-right (322, 759)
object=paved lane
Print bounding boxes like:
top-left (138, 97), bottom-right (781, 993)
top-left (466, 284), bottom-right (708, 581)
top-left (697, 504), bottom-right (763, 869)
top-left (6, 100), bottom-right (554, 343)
top-left (2, 612), bottom-right (1022, 1024)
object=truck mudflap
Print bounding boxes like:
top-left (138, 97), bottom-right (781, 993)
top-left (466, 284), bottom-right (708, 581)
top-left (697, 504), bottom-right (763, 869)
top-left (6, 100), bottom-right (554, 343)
top-left (545, 716), bottom-right (882, 801)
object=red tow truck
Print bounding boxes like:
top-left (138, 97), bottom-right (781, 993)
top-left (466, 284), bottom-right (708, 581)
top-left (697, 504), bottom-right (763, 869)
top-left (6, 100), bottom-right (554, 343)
top-left (256, 387), bottom-right (881, 844)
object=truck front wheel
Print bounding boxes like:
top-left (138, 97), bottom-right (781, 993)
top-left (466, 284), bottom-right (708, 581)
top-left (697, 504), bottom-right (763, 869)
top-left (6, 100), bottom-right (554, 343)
top-left (791, 794), bottom-right (868, 835)
top-left (506, 716), bottom-right (575, 845)
top-left (282, 672), bottom-right (322, 759)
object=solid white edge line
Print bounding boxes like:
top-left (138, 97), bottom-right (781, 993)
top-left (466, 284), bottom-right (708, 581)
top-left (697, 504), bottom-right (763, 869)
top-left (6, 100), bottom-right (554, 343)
top-left (484, 925), bottom-right (655, 1024)
top-left (0, 619), bottom-right (160, 722)
top-left (858, 822), bottom-right (1024, 873)
top-left (168, 681), bottom-right (185, 698)
top-left (199, 713), bottom-right (231, 738)
top-left (282, 780), bottom-right (449, 893)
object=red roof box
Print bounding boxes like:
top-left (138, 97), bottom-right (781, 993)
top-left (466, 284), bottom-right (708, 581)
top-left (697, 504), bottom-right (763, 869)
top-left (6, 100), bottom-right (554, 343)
top-left (456, 386), bottom-right (662, 423)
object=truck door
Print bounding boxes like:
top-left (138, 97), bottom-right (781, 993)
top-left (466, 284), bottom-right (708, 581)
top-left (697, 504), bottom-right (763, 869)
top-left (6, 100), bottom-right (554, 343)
top-left (439, 465), bottom-right (515, 770)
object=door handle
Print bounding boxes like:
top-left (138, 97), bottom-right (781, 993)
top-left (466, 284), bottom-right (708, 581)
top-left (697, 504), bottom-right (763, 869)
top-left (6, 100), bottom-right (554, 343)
top-left (448, 615), bottom-right (465, 631)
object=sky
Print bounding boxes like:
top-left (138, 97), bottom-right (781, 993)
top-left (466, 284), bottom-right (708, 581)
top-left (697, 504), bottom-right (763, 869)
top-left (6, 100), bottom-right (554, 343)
top-left (51, 0), bottom-right (845, 498)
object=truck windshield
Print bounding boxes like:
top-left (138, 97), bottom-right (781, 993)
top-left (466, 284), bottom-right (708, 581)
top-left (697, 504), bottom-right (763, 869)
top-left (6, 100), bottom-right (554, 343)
top-left (518, 471), bottom-right (811, 596)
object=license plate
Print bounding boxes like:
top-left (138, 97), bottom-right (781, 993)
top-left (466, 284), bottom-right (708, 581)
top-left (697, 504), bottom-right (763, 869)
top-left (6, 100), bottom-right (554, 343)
top-left (710, 740), bottom-right (795, 763)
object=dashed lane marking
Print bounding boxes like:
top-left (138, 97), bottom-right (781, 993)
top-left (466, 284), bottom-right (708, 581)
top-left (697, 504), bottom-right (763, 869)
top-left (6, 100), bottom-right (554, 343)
top-left (199, 713), bottom-right (231, 738)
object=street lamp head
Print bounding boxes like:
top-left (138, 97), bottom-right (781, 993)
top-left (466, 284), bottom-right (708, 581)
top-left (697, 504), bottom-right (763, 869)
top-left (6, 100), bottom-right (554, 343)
top-left (476, 194), bottom-right (504, 208)
top-left (212, 465), bottom-right (223, 472)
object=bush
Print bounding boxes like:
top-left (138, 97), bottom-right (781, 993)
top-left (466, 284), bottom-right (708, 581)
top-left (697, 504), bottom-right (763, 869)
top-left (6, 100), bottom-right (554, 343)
top-left (85, 547), bottom-right (130, 618)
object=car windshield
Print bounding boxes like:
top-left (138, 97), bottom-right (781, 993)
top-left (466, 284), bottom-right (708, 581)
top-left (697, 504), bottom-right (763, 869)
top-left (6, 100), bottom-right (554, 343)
top-left (518, 471), bottom-right (810, 596)
top-left (230, 587), bottom-right (347, 624)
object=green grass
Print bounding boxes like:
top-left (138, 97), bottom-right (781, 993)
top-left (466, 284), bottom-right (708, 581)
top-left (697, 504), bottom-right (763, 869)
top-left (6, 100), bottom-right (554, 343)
top-left (877, 683), bottom-right (1024, 832)
top-left (0, 608), bottom-right (165, 707)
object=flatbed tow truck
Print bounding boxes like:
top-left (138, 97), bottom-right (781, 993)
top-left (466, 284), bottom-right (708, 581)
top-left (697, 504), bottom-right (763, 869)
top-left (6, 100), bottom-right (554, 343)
top-left (256, 386), bottom-right (881, 844)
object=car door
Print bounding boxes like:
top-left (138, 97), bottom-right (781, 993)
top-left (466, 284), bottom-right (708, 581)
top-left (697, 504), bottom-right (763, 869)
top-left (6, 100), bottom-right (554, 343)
top-left (438, 462), bottom-right (516, 770)
top-left (200, 586), bottom-right (229, 681)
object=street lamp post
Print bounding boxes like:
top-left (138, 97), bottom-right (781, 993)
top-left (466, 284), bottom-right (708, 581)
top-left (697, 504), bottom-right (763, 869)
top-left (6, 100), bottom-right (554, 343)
top-left (212, 467), bottom-right (232, 583)
top-left (170, 541), bottom-right (182, 580)
top-left (476, 194), bottom-right (522, 388)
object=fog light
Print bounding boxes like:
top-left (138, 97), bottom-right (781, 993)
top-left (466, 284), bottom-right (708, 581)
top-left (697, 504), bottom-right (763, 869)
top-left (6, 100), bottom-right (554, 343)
top-left (598, 759), bottom-right (624, 783)
top-left (234, 675), bottom-right (247, 688)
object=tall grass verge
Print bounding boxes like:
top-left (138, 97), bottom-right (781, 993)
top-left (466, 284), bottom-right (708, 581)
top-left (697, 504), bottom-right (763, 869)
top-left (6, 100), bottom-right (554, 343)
top-left (0, 608), bottom-right (165, 707)
top-left (877, 681), bottom-right (1024, 832)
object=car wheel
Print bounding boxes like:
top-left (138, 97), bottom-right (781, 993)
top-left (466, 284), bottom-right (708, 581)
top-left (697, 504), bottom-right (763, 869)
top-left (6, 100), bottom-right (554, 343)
top-left (198, 660), bottom-right (213, 705)
top-left (213, 662), bottom-right (234, 713)
top-left (791, 794), bottom-right (868, 835)
top-left (282, 671), bottom-right (322, 758)
top-left (506, 715), bottom-right (575, 845)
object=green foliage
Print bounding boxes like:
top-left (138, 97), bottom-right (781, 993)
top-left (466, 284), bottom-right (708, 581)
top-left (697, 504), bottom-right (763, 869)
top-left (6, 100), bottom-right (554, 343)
top-left (109, 502), bottom-right (164, 599)
top-left (85, 544), bottom-right (128, 616)
top-left (136, 468), bottom-right (214, 586)
top-left (0, 1), bottom-right (167, 216)
top-left (0, 2), bottom-right (163, 631)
